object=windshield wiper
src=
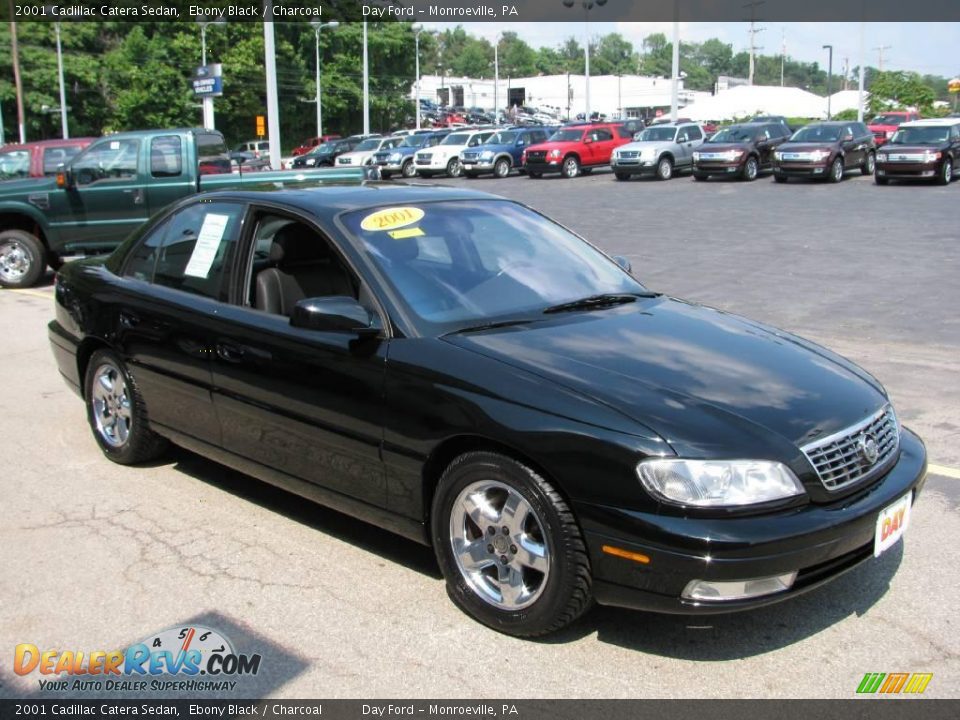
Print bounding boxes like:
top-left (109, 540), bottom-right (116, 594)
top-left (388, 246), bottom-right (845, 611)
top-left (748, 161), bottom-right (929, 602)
top-left (445, 319), bottom-right (533, 335)
top-left (542, 292), bottom-right (658, 314)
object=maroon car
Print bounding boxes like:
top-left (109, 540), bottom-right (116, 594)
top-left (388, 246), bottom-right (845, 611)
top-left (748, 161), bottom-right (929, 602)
top-left (772, 121), bottom-right (876, 183)
top-left (0, 138), bottom-right (94, 180)
top-left (875, 118), bottom-right (960, 185)
top-left (692, 122), bottom-right (791, 181)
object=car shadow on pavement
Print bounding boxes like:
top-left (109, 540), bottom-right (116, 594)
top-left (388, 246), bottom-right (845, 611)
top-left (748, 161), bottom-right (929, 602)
top-left (542, 543), bottom-right (904, 658)
top-left (167, 446), bottom-right (443, 580)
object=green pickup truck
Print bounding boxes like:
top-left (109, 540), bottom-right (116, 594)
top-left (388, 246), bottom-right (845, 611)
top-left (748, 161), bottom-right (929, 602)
top-left (0, 128), bottom-right (371, 288)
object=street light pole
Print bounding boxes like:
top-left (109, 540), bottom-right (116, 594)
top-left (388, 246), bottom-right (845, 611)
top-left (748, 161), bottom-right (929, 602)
top-left (52, 21), bottom-right (68, 138)
top-left (822, 44), bottom-right (833, 119)
top-left (197, 20), bottom-right (225, 129)
top-left (562, 0), bottom-right (607, 121)
top-left (310, 21), bottom-right (339, 138)
top-left (362, 21), bottom-right (370, 135)
top-left (414, 26), bottom-right (422, 129)
top-left (494, 33), bottom-right (500, 123)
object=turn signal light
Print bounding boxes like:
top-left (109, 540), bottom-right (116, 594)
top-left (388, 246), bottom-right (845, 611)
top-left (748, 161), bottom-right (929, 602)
top-left (56, 172), bottom-right (66, 188)
top-left (601, 545), bottom-right (651, 564)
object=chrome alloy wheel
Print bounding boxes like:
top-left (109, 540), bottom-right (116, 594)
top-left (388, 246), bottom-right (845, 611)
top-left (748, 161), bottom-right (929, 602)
top-left (91, 362), bottom-right (133, 447)
top-left (449, 480), bottom-right (551, 611)
top-left (0, 240), bottom-right (29, 285)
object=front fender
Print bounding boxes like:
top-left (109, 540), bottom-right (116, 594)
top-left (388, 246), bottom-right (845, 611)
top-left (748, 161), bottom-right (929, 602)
top-left (0, 200), bottom-right (56, 246)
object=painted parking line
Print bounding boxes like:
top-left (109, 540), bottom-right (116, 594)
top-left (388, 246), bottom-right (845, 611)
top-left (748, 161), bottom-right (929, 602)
top-left (929, 464), bottom-right (960, 480)
top-left (3, 289), bottom-right (54, 301)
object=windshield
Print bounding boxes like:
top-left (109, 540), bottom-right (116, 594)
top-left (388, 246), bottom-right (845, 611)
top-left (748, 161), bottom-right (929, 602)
top-left (707, 127), bottom-right (753, 143)
top-left (636, 127), bottom-right (678, 142)
top-left (441, 133), bottom-right (471, 145)
top-left (888, 127), bottom-right (950, 145)
top-left (399, 135), bottom-right (431, 148)
top-left (306, 143), bottom-right (333, 156)
top-left (341, 200), bottom-right (646, 333)
top-left (548, 129), bottom-right (586, 142)
top-left (790, 125), bottom-right (843, 143)
top-left (0, 149), bottom-right (30, 180)
top-left (355, 139), bottom-right (381, 151)
top-left (871, 114), bottom-right (907, 125)
top-left (486, 131), bottom-right (518, 144)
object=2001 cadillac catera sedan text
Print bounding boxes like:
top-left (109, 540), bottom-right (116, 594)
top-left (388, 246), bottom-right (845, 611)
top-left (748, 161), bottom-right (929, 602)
top-left (48, 185), bottom-right (926, 637)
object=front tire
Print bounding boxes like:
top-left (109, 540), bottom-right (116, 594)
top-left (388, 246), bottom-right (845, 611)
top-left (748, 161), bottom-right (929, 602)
top-left (938, 158), bottom-right (953, 186)
top-left (446, 158), bottom-right (462, 178)
top-left (742, 156), bottom-right (759, 181)
top-left (84, 350), bottom-right (168, 465)
top-left (693, 172), bottom-right (707, 181)
top-left (561, 155), bottom-right (580, 179)
top-left (828, 156), bottom-right (844, 183)
top-left (656, 156), bottom-right (674, 180)
top-left (401, 159), bottom-right (417, 178)
top-left (432, 451), bottom-right (592, 637)
top-left (494, 158), bottom-right (511, 178)
top-left (0, 230), bottom-right (46, 289)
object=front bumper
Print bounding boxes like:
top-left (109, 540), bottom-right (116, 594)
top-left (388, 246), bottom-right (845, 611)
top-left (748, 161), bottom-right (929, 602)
top-left (611, 159), bottom-right (658, 175)
top-left (876, 161), bottom-right (939, 179)
top-left (524, 160), bottom-right (564, 174)
top-left (694, 160), bottom-right (745, 176)
top-left (774, 162), bottom-right (830, 177)
top-left (460, 158), bottom-right (496, 172)
top-left (579, 428), bottom-right (927, 614)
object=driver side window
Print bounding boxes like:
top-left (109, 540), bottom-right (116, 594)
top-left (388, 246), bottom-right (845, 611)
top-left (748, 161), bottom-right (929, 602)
top-left (71, 139), bottom-right (140, 186)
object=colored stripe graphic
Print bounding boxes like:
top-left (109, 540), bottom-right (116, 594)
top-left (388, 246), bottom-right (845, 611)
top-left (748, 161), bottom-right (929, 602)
top-left (879, 673), bottom-right (909, 693)
top-left (903, 673), bottom-right (933, 694)
top-left (857, 673), bottom-right (885, 694)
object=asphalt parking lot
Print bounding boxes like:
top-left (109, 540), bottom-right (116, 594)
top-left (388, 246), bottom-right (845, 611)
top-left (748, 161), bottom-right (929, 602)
top-left (1, 167), bottom-right (958, 700)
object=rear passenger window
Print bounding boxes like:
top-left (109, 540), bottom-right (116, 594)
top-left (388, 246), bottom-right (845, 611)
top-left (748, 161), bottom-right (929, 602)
top-left (122, 219), bottom-right (170, 282)
top-left (197, 133), bottom-right (230, 175)
top-left (151, 202), bottom-right (245, 302)
top-left (151, 135), bottom-right (182, 178)
top-left (42, 147), bottom-right (83, 175)
top-left (687, 127), bottom-right (703, 141)
top-left (591, 129), bottom-right (613, 141)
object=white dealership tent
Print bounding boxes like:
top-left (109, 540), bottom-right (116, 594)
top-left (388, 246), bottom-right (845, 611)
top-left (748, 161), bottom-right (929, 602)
top-left (681, 85), bottom-right (828, 121)
top-left (827, 90), bottom-right (869, 115)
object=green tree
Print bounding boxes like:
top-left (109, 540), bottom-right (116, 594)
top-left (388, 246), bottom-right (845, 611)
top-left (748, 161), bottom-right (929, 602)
top-left (638, 33), bottom-right (672, 78)
top-left (592, 33), bottom-right (635, 75)
top-left (867, 70), bottom-right (936, 114)
top-left (498, 32), bottom-right (537, 78)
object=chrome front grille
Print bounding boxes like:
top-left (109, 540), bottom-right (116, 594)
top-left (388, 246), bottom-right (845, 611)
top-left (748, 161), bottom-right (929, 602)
top-left (526, 151), bottom-right (547, 162)
top-left (884, 153), bottom-right (929, 162)
top-left (461, 151), bottom-right (479, 161)
top-left (801, 405), bottom-right (900, 491)
top-left (619, 150), bottom-right (640, 158)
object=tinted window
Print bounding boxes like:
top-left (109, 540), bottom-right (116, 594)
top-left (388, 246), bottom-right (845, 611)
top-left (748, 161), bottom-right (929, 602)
top-left (151, 135), bottom-right (183, 178)
top-left (687, 126), bottom-right (703, 141)
top-left (197, 133), bottom-right (230, 175)
top-left (42, 146), bottom-right (83, 175)
top-left (122, 218), bottom-right (169, 282)
top-left (590, 129), bottom-right (613, 141)
top-left (791, 125), bottom-right (842, 142)
top-left (152, 202), bottom-right (244, 301)
top-left (0, 149), bottom-right (30, 180)
top-left (71, 138), bottom-right (139, 185)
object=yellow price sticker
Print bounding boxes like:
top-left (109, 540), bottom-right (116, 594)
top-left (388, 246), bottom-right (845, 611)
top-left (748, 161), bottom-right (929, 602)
top-left (360, 206), bottom-right (425, 232)
top-left (388, 227), bottom-right (425, 239)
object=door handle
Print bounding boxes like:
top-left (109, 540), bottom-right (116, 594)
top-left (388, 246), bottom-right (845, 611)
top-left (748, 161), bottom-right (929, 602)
top-left (123, 188), bottom-right (144, 205)
top-left (216, 342), bottom-right (245, 363)
top-left (119, 311), bottom-right (140, 328)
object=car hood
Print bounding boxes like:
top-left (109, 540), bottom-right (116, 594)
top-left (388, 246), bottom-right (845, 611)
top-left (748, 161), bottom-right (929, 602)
top-left (778, 142), bottom-right (839, 152)
top-left (527, 141), bottom-right (583, 152)
top-left (417, 145), bottom-right (464, 156)
top-left (443, 297), bottom-right (887, 459)
top-left (699, 142), bottom-right (753, 153)
top-left (0, 176), bottom-right (56, 193)
top-left (618, 140), bottom-right (675, 152)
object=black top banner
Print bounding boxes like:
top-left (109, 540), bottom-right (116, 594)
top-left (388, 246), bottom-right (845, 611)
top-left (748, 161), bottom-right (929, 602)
top-left (1, 0), bottom-right (959, 23)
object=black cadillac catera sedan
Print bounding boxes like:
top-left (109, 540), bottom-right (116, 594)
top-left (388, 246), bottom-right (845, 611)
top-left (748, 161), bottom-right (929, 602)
top-left (49, 185), bottom-right (926, 637)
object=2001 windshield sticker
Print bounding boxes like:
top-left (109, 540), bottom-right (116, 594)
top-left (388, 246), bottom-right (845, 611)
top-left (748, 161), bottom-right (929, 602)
top-left (13, 625), bottom-right (262, 693)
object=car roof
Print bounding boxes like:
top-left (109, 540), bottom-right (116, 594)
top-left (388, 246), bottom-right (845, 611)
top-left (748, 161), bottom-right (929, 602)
top-left (1, 138), bottom-right (94, 151)
top-left (193, 184), bottom-right (501, 220)
top-left (901, 118), bottom-right (960, 127)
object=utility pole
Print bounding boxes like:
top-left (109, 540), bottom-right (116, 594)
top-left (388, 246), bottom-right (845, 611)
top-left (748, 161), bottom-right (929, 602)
top-left (670, 18), bottom-right (679, 122)
top-left (362, 21), bottom-right (370, 135)
top-left (9, 4), bottom-right (26, 143)
top-left (53, 21), bottom-right (68, 138)
top-left (842, 57), bottom-right (850, 90)
top-left (744, 1), bottom-right (765, 86)
top-left (263, 2), bottom-right (282, 169)
top-left (857, 22), bottom-right (866, 121)
top-left (873, 44), bottom-right (891, 71)
top-left (822, 45), bottom-right (833, 119)
top-left (780, 28), bottom-right (785, 87)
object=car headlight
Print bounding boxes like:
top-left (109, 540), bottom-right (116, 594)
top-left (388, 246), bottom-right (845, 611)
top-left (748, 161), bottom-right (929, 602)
top-left (549, 149), bottom-right (562, 158)
top-left (885, 130), bottom-right (895, 138)
top-left (773, 151), bottom-right (782, 160)
top-left (636, 458), bottom-right (805, 507)
top-left (721, 150), bottom-right (744, 161)
top-left (389, 153), bottom-right (402, 162)
top-left (922, 151), bottom-right (941, 163)
top-left (810, 149), bottom-right (831, 161)
top-left (480, 150), bottom-right (494, 159)
top-left (692, 151), bottom-right (700, 161)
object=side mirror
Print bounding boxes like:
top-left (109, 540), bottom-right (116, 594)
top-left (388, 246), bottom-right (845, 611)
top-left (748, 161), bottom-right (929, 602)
top-left (290, 296), bottom-right (379, 338)
top-left (612, 255), bottom-right (632, 273)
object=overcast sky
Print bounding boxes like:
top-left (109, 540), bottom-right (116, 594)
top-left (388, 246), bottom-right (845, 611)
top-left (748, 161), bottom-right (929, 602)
top-left (421, 22), bottom-right (959, 79)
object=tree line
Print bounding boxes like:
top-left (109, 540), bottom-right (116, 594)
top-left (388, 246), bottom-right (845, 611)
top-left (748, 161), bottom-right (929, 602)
top-left (0, 21), bottom-right (954, 148)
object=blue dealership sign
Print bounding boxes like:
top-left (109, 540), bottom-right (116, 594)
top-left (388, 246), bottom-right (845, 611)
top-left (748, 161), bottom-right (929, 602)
top-left (192, 64), bottom-right (223, 97)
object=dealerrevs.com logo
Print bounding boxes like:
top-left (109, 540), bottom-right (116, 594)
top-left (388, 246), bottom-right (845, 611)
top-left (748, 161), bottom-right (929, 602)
top-left (857, 672), bottom-right (933, 695)
top-left (14, 625), bottom-right (262, 693)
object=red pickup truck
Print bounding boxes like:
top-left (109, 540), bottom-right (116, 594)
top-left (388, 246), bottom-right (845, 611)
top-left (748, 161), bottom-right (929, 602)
top-left (868, 111), bottom-right (921, 146)
top-left (0, 138), bottom-right (94, 180)
top-left (522, 122), bottom-right (633, 178)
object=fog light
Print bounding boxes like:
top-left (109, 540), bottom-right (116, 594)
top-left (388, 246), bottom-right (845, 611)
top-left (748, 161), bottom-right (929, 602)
top-left (682, 571), bottom-right (797, 601)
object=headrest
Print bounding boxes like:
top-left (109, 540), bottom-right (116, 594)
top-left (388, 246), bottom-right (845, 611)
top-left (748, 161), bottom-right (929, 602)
top-left (270, 223), bottom-right (328, 265)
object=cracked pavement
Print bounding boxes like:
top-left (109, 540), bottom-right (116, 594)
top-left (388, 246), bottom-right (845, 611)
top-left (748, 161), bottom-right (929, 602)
top-left (1, 170), bottom-right (958, 699)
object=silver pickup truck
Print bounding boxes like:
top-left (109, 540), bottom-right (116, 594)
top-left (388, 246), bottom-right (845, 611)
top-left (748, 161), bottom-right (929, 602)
top-left (611, 123), bottom-right (707, 180)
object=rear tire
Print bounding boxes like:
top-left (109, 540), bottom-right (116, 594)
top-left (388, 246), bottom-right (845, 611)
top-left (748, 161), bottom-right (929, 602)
top-left (432, 451), bottom-right (593, 637)
top-left (0, 230), bottom-right (46, 289)
top-left (861, 151), bottom-right (876, 176)
top-left (84, 349), bottom-right (168, 465)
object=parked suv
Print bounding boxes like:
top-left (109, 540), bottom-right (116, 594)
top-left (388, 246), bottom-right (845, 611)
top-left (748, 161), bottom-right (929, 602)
top-left (234, 140), bottom-right (271, 159)
top-left (337, 136), bottom-right (402, 168)
top-left (292, 136), bottom-right (372, 168)
top-left (875, 118), bottom-right (960, 185)
top-left (415, 128), bottom-right (495, 178)
top-left (459, 127), bottom-right (552, 178)
top-left (291, 134), bottom-right (342, 157)
top-left (373, 130), bottom-right (450, 179)
top-left (692, 122), bottom-right (791, 181)
top-left (524, 122), bottom-right (633, 178)
top-left (610, 123), bottom-right (705, 180)
top-left (868, 111), bottom-right (921, 147)
top-left (772, 121), bottom-right (876, 183)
